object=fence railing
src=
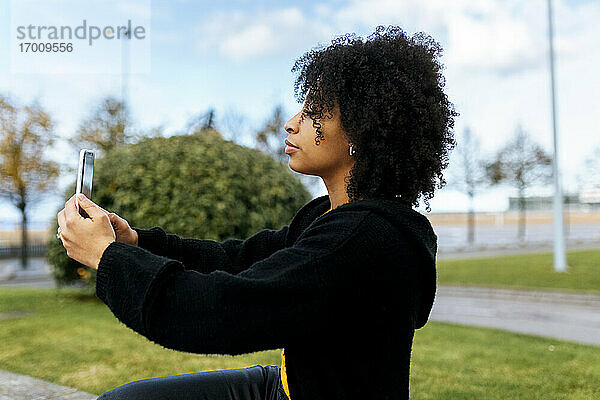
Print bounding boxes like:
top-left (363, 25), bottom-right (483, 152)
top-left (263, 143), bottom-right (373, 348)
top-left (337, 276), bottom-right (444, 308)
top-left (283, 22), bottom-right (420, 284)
top-left (0, 242), bottom-right (47, 259)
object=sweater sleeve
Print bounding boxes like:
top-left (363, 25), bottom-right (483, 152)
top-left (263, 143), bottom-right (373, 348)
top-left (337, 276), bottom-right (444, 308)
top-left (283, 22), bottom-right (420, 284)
top-left (95, 210), bottom-right (384, 356)
top-left (131, 225), bottom-right (289, 275)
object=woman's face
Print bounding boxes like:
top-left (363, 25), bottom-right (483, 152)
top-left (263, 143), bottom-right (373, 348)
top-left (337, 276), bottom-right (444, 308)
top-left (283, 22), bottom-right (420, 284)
top-left (283, 100), bottom-right (354, 178)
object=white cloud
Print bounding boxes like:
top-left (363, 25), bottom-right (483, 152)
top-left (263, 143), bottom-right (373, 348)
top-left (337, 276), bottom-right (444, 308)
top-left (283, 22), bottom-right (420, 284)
top-left (192, 7), bottom-right (334, 62)
top-left (335, 0), bottom-right (537, 74)
top-left (221, 24), bottom-right (277, 61)
top-left (446, 11), bottom-right (542, 74)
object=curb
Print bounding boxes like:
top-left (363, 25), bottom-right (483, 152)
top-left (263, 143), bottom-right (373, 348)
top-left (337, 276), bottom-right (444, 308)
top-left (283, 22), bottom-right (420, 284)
top-left (437, 285), bottom-right (600, 307)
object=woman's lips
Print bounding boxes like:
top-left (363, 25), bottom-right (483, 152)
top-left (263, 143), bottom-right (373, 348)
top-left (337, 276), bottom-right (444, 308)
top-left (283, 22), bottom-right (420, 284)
top-left (285, 145), bottom-right (299, 154)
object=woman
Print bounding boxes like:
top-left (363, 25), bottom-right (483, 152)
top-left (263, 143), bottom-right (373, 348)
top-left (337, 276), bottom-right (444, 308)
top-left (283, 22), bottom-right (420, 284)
top-left (57, 25), bottom-right (458, 400)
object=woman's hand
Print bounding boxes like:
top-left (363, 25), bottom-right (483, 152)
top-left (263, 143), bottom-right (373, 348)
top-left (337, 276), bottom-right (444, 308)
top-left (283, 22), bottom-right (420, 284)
top-left (107, 212), bottom-right (138, 246)
top-left (75, 201), bottom-right (138, 246)
top-left (57, 193), bottom-right (116, 270)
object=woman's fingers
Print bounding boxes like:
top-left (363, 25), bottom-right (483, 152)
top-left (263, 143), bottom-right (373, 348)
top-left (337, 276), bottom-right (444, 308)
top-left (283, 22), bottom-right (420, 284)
top-left (57, 209), bottom-right (66, 235)
top-left (97, 204), bottom-right (110, 215)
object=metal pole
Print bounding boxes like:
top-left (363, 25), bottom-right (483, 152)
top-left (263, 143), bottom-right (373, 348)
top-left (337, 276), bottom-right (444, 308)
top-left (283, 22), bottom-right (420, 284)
top-left (121, 27), bottom-right (130, 105)
top-left (547, 0), bottom-right (567, 272)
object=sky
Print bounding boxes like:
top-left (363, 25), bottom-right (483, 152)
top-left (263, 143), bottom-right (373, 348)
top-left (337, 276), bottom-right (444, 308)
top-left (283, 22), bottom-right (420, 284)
top-left (0, 0), bottom-right (599, 230)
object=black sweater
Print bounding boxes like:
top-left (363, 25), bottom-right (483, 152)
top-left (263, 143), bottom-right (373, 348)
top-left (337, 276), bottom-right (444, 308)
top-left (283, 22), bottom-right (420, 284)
top-left (95, 195), bottom-right (438, 400)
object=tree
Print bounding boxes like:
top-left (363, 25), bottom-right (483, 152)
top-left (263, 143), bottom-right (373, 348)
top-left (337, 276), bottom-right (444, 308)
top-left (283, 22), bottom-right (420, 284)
top-left (68, 96), bottom-right (139, 159)
top-left (581, 146), bottom-right (600, 187)
top-left (255, 104), bottom-right (287, 164)
top-left (219, 106), bottom-right (248, 144)
top-left (447, 126), bottom-right (488, 244)
top-left (186, 107), bottom-right (217, 135)
top-left (65, 96), bottom-right (163, 177)
top-left (485, 124), bottom-right (553, 241)
top-left (143, 125), bottom-right (166, 139)
top-left (0, 94), bottom-right (60, 269)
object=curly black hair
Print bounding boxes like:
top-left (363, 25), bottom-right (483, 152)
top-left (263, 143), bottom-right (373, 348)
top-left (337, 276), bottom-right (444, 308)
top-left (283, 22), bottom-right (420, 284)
top-left (291, 25), bottom-right (459, 212)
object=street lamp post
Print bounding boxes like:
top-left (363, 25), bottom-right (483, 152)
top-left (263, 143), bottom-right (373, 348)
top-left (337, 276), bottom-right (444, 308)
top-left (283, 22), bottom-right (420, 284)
top-left (547, 0), bottom-right (568, 272)
top-left (121, 28), bottom-right (131, 105)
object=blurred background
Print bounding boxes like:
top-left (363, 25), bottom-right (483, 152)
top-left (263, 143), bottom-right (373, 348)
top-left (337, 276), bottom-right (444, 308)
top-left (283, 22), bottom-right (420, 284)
top-left (0, 0), bottom-right (599, 399)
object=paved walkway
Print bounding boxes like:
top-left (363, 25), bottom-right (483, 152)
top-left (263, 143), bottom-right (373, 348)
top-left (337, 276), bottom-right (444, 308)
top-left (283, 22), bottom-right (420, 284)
top-left (430, 285), bottom-right (600, 346)
top-left (0, 369), bottom-right (97, 399)
top-left (0, 257), bottom-right (52, 282)
top-left (0, 257), bottom-right (85, 289)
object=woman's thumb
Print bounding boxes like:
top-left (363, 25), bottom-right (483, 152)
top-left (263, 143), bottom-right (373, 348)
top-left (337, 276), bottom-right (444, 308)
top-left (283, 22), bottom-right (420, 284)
top-left (77, 194), bottom-right (101, 216)
top-left (108, 213), bottom-right (122, 227)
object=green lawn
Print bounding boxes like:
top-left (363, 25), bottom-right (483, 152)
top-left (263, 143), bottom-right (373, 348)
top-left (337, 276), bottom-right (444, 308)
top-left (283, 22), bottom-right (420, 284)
top-left (437, 249), bottom-right (600, 294)
top-left (0, 288), bottom-right (598, 399)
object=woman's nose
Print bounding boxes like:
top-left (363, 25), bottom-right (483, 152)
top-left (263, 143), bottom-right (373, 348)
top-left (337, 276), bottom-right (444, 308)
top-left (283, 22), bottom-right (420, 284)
top-left (284, 112), bottom-right (301, 134)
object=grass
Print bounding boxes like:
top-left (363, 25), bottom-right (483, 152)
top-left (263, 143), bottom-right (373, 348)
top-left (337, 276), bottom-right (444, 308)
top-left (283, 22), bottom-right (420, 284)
top-left (411, 320), bottom-right (600, 400)
top-left (437, 249), bottom-right (600, 294)
top-left (0, 287), bottom-right (599, 399)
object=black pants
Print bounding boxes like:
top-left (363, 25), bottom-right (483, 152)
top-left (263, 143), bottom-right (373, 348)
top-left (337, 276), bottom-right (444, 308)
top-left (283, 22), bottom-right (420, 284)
top-left (96, 365), bottom-right (290, 400)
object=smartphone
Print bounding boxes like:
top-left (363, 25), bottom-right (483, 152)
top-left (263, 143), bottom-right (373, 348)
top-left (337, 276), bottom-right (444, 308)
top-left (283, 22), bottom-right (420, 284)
top-left (76, 149), bottom-right (95, 219)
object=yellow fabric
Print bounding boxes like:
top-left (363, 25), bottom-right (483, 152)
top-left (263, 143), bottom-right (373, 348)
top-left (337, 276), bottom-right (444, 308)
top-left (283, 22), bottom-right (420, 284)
top-left (280, 348), bottom-right (290, 398)
top-left (280, 206), bottom-right (332, 399)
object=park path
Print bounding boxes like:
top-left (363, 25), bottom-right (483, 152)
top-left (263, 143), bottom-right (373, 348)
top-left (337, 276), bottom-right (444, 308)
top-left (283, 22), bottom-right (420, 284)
top-left (0, 369), bottom-right (97, 399)
top-left (430, 285), bottom-right (600, 346)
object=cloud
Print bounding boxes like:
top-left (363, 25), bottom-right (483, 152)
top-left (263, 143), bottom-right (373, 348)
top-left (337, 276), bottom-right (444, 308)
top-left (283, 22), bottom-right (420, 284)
top-left (446, 12), bottom-right (541, 75)
top-left (192, 7), bottom-right (334, 62)
top-left (329, 0), bottom-right (548, 75)
top-left (221, 23), bottom-right (277, 61)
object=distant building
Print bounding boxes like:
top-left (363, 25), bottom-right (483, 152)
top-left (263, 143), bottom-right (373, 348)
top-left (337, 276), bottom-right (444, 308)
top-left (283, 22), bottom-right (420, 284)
top-left (580, 185), bottom-right (600, 205)
top-left (508, 193), bottom-right (598, 211)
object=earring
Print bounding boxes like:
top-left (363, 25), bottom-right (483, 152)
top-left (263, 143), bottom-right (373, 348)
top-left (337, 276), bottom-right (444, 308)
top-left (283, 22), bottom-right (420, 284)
top-left (349, 144), bottom-right (356, 156)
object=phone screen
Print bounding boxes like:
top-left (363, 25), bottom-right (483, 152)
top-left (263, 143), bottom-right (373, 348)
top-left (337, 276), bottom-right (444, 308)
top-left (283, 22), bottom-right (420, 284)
top-left (76, 149), bottom-right (95, 218)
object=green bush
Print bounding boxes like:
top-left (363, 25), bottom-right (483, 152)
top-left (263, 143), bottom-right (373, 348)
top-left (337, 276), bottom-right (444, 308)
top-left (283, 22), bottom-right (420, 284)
top-left (47, 131), bottom-right (312, 290)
